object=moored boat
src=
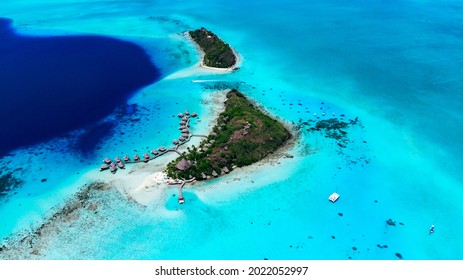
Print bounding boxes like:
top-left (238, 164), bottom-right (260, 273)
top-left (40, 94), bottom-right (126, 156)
top-left (329, 192), bottom-right (340, 203)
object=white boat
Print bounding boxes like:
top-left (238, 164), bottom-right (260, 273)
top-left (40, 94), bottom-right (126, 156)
top-left (329, 192), bottom-right (340, 203)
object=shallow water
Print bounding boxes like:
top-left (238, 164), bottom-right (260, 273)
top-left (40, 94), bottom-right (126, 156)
top-left (0, 0), bottom-right (462, 259)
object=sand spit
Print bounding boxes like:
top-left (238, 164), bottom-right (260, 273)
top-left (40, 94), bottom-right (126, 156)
top-left (164, 33), bottom-right (242, 80)
top-left (0, 181), bottom-right (132, 259)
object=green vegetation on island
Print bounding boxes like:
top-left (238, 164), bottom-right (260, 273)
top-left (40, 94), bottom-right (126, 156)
top-left (166, 89), bottom-right (291, 180)
top-left (189, 28), bottom-right (237, 69)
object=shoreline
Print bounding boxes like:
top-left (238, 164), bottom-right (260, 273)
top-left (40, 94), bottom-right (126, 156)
top-left (163, 32), bottom-right (242, 80)
top-left (187, 32), bottom-right (242, 73)
top-left (112, 90), bottom-right (228, 206)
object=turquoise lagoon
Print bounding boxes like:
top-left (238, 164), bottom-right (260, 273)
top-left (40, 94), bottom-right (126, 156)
top-left (0, 0), bottom-right (462, 259)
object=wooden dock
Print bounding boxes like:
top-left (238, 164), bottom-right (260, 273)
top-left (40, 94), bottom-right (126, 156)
top-left (98, 110), bottom-right (206, 204)
top-left (99, 110), bottom-right (200, 174)
top-left (178, 182), bottom-right (185, 204)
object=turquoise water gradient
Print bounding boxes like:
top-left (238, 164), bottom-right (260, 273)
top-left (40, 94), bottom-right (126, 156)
top-left (0, 0), bottom-right (462, 259)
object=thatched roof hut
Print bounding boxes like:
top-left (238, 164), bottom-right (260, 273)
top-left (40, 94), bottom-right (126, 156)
top-left (212, 170), bottom-right (219, 177)
top-left (100, 164), bottom-right (109, 171)
top-left (123, 155), bottom-right (130, 162)
top-left (176, 158), bottom-right (191, 171)
top-left (134, 154), bottom-right (140, 161)
top-left (222, 166), bottom-right (230, 173)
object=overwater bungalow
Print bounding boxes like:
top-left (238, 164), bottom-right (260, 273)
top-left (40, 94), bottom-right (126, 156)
top-left (103, 157), bottom-right (112, 164)
top-left (100, 164), bottom-right (109, 171)
top-left (134, 154), bottom-right (140, 162)
top-left (180, 121), bottom-right (186, 125)
top-left (172, 139), bottom-right (179, 145)
top-left (181, 128), bottom-right (189, 133)
top-left (182, 116), bottom-right (189, 121)
top-left (179, 137), bottom-right (186, 142)
top-left (185, 110), bottom-right (189, 115)
top-left (110, 164), bottom-right (117, 174)
top-left (123, 155), bottom-right (130, 162)
top-left (192, 112), bottom-right (198, 117)
top-left (115, 156), bottom-right (121, 163)
top-left (159, 146), bottom-right (166, 152)
top-left (178, 113), bottom-right (184, 118)
top-left (143, 153), bottom-right (150, 159)
top-left (151, 149), bottom-right (159, 155)
top-left (178, 196), bottom-right (185, 204)
top-left (117, 161), bottom-right (125, 169)
top-left (182, 133), bottom-right (189, 138)
top-left (212, 170), bottom-right (219, 177)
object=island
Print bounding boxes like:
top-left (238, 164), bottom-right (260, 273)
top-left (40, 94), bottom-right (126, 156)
top-left (189, 28), bottom-right (237, 69)
top-left (166, 89), bottom-right (291, 181)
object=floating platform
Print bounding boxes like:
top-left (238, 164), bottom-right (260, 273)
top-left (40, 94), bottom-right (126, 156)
top-left (329, 192), bottom-right (340, 203)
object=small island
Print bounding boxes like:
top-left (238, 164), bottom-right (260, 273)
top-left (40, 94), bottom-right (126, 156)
top-left (166, 89), bottom-right (291, 181)
top-left (189, 28), bottom-right (237, 69)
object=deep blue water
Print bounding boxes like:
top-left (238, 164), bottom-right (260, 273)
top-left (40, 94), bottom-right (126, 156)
top-left (0, 18), bottom-right (161, 156)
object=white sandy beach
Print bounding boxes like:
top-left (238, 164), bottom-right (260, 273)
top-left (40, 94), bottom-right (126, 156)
top-left (165, 32), bottom-right (242, 80)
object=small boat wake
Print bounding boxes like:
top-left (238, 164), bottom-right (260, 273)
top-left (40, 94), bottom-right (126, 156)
top-left (191, 79), bottom-right (223, 83)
